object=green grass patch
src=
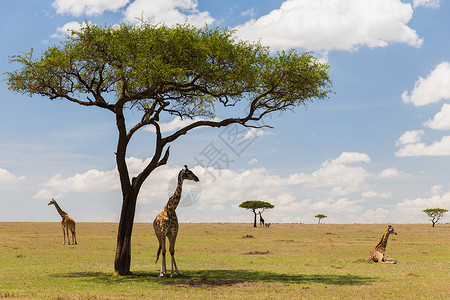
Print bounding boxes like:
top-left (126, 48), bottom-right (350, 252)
top-left (0, 223), bottom-right (449, 299)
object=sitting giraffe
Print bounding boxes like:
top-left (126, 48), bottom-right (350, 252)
top-left (369, 225), bottom-right (397, 263)
top-left (48, 198), bottom-right (77, 245)
top-left (153, 165), bottom-right (199, 277)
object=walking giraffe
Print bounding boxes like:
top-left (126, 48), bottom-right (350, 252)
top-left (153, 165), bottom-right (199, 277)
top-left (48, 198), bottom-right (77, 245)
top-left (368, 225), bottom-right (397, 263)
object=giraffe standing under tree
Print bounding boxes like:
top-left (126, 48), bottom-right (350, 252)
top-left (368, 225), bottom-right (397, 263)
top-left (48, 198), bottom-right (77, 245)
top-left (153, 165), bottom-right (199, 277)
top-left (259, 212), bottom-right (265, 227)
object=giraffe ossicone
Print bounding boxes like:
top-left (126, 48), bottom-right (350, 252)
top-left (48, 198), bottom-right (77, 245)
top-left (153, 165), bottom-right (200, 277)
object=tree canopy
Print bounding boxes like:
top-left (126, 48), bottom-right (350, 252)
top-left (6, 21), bottom-right (332, 275)
top-left (422, 208), bottom-right (448, 227)
top-left (315, 214), bottom-right (327, 224)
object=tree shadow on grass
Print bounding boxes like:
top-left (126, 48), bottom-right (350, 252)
top-left (50, 270), bottom-right (376, 287)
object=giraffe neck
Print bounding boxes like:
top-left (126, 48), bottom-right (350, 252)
top-left (375, 230), bottom-right (390, 251)
top-left (53, 202), bottom-right (68, 218)
top-left (166, 175), bottom-right (184, 213)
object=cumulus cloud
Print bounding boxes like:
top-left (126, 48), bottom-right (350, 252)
top-left (396, 135), bottom-right (450, 157)
top-left (425, 103), bottom-right (450, 130)
top-left (362, 191), bottom-right (392, 199)
top-left (33, 152), bottom-right (407, 223)
top-left (396, 130), bottom-right (424, 146)
top-left (397, 193), bottom-right (450, 212)
top-left (325, 152), bottom-right (371, 166)
top-left (413, 0), bottom-right (441, 8)
top-left (0, 168), bottom-right (25, 190)
top-left (51, 21), bottom-right (92, 39)
top-left (402, 62), bottom-right (450, 106)
top-left (377, 168), bottom-right (407, 179)
top-left (248, 158), bottom-right (258, 165)
top-left (123, 0), bottom-right (215, 27)
top-left (52, 0), bottom-right (129, 16)
top-left (234, 0), bottom-right (422, 52)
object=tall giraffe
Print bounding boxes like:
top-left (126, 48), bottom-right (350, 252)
top-left (153, 165), bottom-right (199, 277)
top-left (368, 225), bottom-right (397, 263)
top-left (48, 198), bottom-right (77, 245)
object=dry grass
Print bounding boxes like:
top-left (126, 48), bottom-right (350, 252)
top-left (0, 222), bottom-right (449, 299)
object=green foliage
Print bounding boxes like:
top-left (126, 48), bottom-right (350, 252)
top-left (5, 21), bottom-right (332, 275)
top-left (422, 208), bottom-right (448, 227)
top-left (315, 214), bottom-right (327, 224)
top-left (239, 200), bottom-right (275, 210)
top-left (6, 21), bottom-right (332, 120)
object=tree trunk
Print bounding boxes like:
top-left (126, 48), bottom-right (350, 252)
top-left (114, 189), bottom-right (138, 275)
top-left (253, 209), bottom-right (257, 228)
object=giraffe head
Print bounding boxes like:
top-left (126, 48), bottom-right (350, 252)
top-left (387, 225), bottom-right (397, 235)
top-left (48, 198), bottom-right (56, 206)
top-left (180, 165), bottom-right (199, 182)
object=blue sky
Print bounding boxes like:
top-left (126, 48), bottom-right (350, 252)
top-left (1, 0), bottom-right (449, 224)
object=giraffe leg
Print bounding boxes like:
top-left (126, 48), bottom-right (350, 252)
top-left (61, 223), bottom-right (66, 245)
top-left (66, 227), bottom-right (71, 245)
top-left (158, 236), bottom-right (167, 277)
top-left (382, 254), bottom-right (397, 264)
top-left (73, 229), bottom-right (77, 245)
top-left (71, 226), bottom-right (77, 245)
top-left (168, 233), bottom-right (180, 277)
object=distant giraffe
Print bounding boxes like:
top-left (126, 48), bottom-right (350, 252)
top-left (259, 212), bottom-right (265, 227)
top-left (369, 225), bottom-right (397, 263)
top-left (153, 165), bottom-right (199, 277)
top-left (48, 198), bottom-right (77, 245)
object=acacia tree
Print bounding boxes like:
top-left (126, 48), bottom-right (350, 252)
top-left (239, 200), bottom-right (274, 227)
top-left (6, 22), bottom-right (332, 275)
top-left (315, 214), bottom-right (327, 224)
top-left (422, 208), bottom-right (448, 227)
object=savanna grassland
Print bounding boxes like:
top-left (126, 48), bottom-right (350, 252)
top-left (0, 222), bottom-right (449, 299)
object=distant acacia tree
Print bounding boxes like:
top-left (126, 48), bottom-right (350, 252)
top-left (315, 214), bottom-right (327, 224)
top-left (239, 200), bottom-right (274, 227)
top-left (422, 208), bottom-right (448, 227)
top-left (6, 22), bottom-right (331, 275)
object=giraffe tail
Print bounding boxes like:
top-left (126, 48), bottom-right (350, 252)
top-left (155, 245), bottom-right (161, 263)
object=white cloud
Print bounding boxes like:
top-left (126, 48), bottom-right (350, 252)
top-left (362, 191), bottom-right (392, 199)
top-left (402, 62), bottom-right (450, 106)
top-left (0, 168), bottom-right (25, 190)
top-left (431, 185), bottom-right (443, 195)
top-left (425, 103), bottom-right (450, 130)
top-left (248, 158), bottom-right (258, 165)
top-left (397, 193), bottom-right (450, 212)
top-left (294, 152), bottom-right (372, 196)
top-left (396, 135), bottom-right (450, 157)
top-left (234, 0), bottom-right (422, 52)
top-left (123, 0), bottom-right (215, 27)
top-left (396, 130), bottom-right (424, 146)
top-left (33, 152), bottom-right (407, 223)
top-left (378, 168), bottom-right (407, 179)
top-left (325, 152), bottom-right (371, 166)
top-left (52, 0), bottom-right (129, 16)
top-left (145, 116), bottom-right (221, 133)
top-left (34, 169), bottom-right (119, 199)
top-left (51, 21), bottom-right (92, 39)
top-left (413, 0), bottom-right (440, 8)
